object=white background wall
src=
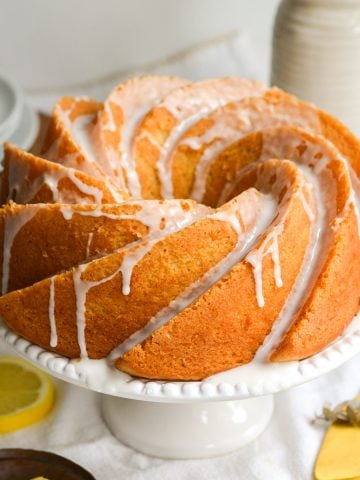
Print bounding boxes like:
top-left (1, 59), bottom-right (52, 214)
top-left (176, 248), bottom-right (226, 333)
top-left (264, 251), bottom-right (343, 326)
top-left (0, 0), bottom-right (280, 91)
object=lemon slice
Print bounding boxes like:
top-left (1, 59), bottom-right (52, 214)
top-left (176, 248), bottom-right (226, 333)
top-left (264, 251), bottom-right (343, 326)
top-left (0, 356), bottom-right (55, 434)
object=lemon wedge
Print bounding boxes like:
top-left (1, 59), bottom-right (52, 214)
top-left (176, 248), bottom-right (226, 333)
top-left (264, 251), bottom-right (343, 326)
top-left (0, 356), bottom-right (55, 434)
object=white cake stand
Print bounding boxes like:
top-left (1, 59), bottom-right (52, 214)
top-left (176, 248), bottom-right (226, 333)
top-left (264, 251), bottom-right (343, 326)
top-left (1, 316), bottom-right (359, 459)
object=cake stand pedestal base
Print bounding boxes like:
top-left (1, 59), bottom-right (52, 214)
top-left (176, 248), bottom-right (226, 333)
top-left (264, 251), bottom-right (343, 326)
top-left (102, 394), bottom-right (274, 458)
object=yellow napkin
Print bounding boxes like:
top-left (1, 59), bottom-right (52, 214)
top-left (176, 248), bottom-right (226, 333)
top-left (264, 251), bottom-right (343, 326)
top-left (315, 422), bottom-right (360, 480)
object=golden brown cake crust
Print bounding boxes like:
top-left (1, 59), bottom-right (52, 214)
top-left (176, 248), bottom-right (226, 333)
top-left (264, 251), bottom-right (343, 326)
top-left (0, 202), bottom-right (153, 293)
top-left (41, 97), bottom-right (104, 176)
top-left (1, 143), bottom-right (123, 205)
top-left (0, 200), bottom-right (243, 359)
top-left (0, 76), bottom-right (358, 381)
top-left (118, 161), bottom-right (313, 379)
top-left (271, 207), bottom-right (360, 362)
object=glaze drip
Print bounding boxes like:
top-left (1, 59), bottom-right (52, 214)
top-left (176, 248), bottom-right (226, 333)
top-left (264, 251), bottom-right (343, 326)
top-left (49, 277), bottom-right (57, 348)
top-left (141, 78), bottom-right (265, 199)
top-left (2, 206), bottom-right (40, 295)
top-left (69, 200), bottom-right (210, 357)
top-left (101, 76), bottom-right (188, 197)
top-left (0, 75), bottom-right (359, 382)
top-left (246, 224), bottom-right (284, 308)
top-left (109, 190), bottom-right (277, 360)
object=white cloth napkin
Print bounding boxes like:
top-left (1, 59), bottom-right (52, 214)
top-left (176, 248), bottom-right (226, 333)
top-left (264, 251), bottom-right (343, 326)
top-left (27, 31), bottom-right (260, 111)
top-left (1, 31), bottom-right (359, 479)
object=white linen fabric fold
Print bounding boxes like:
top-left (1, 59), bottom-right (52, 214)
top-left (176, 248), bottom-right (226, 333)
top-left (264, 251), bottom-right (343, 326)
top-left (26, 31), bottom-right (260, 113)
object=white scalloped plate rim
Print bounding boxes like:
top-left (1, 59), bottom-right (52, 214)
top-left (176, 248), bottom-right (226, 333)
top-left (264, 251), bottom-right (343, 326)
top-left (1, 315), bottom-right (360, 403)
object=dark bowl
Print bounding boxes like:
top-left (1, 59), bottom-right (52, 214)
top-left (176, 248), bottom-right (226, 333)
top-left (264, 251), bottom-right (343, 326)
top-left (0, 449), bottom-right (95, 480)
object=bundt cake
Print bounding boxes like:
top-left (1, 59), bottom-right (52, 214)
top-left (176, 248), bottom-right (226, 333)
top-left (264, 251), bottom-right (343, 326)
top-left (0, 76), bottom-right (358, 380)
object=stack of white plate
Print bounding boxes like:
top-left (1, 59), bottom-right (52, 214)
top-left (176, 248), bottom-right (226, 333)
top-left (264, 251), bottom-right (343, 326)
top-left (0, 74), bottom-right (39, 161)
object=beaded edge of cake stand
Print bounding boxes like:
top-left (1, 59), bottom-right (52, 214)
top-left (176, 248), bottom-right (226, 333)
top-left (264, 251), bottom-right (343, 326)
top-left (1, 316), bottom-right (359, 402)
